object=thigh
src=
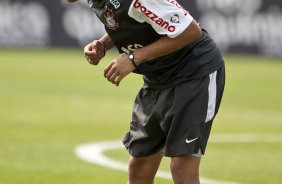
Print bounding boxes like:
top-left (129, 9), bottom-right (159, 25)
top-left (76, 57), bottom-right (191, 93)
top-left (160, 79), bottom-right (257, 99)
top-left (162, 66), bottom-right (225, 157)
top-left (123, 86), bottom-right (166, 157)
top-left (171, 156), bottom-right (201, 173)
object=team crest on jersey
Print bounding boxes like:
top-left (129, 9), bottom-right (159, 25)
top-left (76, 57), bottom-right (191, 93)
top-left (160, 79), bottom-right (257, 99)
top-left (104, 6), bottom-right (119, 30)
top-left (171, 14), bottom-right (180, 23)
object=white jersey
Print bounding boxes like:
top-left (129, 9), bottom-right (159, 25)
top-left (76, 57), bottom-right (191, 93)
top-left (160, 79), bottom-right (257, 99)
top-left (128, 0), bottom-right (193, 38)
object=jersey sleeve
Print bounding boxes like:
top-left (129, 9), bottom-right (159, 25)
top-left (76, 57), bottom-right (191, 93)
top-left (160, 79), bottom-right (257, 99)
top-left (128, 0), bottom-right (194, 38)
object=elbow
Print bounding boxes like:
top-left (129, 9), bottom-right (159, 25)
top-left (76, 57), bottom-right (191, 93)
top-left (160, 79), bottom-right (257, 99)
top-left (189, 20), bottom-right (202, 42)
top-left (171, 20), bottom-right (203, 49)
top-left (194, 25), bottom-right (202, 40)
top-left (189, 20), bottom-right (203, 41)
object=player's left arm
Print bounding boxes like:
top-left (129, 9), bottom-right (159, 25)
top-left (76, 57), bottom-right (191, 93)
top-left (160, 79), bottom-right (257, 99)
top-left (133, 20), bottom-right (201, 65)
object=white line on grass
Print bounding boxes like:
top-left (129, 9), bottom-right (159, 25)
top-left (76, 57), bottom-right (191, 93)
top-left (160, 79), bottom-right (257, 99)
top-left (211, 133), bottom-right (282, 143)
top-left (75, 134), bottom-right (282, 184)
top-left (75, 141), bottom-right (238, 184)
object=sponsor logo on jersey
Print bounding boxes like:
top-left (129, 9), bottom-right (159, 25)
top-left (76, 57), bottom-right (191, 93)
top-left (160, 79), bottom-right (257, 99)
top-left (167, 0), bottom-right (189, 16)
top-left (121, 44), bottom-right (143, 54)
top-left (132, 0), bottom-right (176, 33)
top-left (104, 6), bottom-right (119, 30)
top-left (110, 0), bottom-right (120, 9)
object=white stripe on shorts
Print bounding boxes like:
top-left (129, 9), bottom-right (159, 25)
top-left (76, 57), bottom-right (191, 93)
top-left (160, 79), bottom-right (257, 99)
top-left (205, 70), bottom-right (217, 123)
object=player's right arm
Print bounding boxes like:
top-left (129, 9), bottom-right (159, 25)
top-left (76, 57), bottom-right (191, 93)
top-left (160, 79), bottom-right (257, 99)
top-left (84, 33), bottom-right (115, 65)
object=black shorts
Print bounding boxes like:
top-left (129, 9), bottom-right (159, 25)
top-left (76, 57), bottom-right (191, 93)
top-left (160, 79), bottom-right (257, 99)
top-left (123, 66), bottom-right (225, 157)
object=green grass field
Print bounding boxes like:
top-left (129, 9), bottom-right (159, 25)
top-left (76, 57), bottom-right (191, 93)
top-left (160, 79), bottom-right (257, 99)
top-left (0, 48), bottom-right (281, 184)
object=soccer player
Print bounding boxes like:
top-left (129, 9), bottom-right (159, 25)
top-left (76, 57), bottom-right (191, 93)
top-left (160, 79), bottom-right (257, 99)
top-left (68, 0), bottom-right (225, 183)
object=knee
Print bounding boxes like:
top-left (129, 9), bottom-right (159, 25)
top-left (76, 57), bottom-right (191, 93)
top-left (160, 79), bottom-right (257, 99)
top-left (128, 156), bottom-right (151, 173)
top-left (128, 157), bottom-right (156, 184)
top-left (170, 157), bottom-right (200, 184)
top-left (128, 156), bottom-right (144, 175)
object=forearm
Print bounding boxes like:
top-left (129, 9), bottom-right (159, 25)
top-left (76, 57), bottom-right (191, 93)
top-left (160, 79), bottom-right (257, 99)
top-left (134, 20), bottom-right (202, 65)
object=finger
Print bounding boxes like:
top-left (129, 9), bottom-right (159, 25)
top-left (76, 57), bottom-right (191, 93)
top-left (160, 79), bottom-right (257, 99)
top-left (114, 75), bottom-right (123, 86)
top-left (85, 42), bottom-right (100, 58)
top-left (88, 58), bottom-right (99, 65)
top-left (85, 56), bottom-right (90, 62)
top-left (85, 52), bottom-right (99, 64)
top-left (85, 54), bottom-right (98, 62)
top-left (104, 62), bottom-right (114, 77)
top-left (91, 40), bottom-right (99, 49)
top-left (85, 41), bottom-right (104, 59)
top-left (93, 40), bottom-right (106, 57)
top-left (84, 52), bottom-right (96, 59)
top-left (91, 41), bottom-right (101, 55)
top-left (109, 72), bottom-right (119, 83)
top-left (85, 55), bottom-right (91, 61)
top-left (106, 68), bottom-right (115, 81)
top-left (84, 54), bottom-right (96, 64)
top-left (84, 51), bottom-right (95, 57)
top-left (84, 43), bottom-right (93, 54)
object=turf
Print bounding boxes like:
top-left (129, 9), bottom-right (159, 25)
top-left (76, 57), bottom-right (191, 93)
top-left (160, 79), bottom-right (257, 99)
top-left (0, 49), bottom-right (281, 184)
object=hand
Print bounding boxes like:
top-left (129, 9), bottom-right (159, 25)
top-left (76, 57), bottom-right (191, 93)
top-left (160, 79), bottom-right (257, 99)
top-left (104, 54), bottom-right (136, 86)
top-left (84, 40), bottom-right (105, 65)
